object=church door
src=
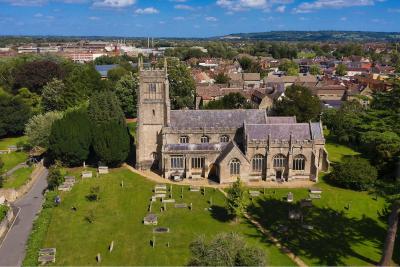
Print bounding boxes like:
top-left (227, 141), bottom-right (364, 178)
top-left (276, 170), bottom-right (282, 180)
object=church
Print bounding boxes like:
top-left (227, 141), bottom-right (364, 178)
top-left (135, 60), bottom-right (329, 184)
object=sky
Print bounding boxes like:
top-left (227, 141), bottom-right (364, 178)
top-left (0, 0), bottom-right (399, 37)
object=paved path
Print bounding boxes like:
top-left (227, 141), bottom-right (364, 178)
top-left (0, 167), bottom-right (48, 267)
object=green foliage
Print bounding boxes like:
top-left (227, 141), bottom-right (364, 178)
top-left (13, 60), bottom-right (65, 94)
top-left (214, 73), bottom-right (230, 84)
top-left (278, 60), bottom-right (299, 76)
top-left (269, 43), bottom-right (297, 59)
top-left (168, 63), bottom-right (195, 109)
top-left (327, 157), bottom-right (378, 191)
top-left (41, 78), bottom-right (83, 112)
top-left (89, 90), bottom-right (130, 166)
top-left (226, 178), bottom-right (247, 220)
top-left (273, 85), bottom-right (322, 122)
top-left (47, 164), bottom-right (64, 190)
top-left (164, 47), bottom-right (207, 61)
top-left (15, 88), bottom-right (42, 115)
top-left (0, 92), bottom-right (32, 137)
top-left (64, 63), bottom-right (103, 100)
top-left (107, 66), bottom-right (129, 82)
top-left (188, 232), bottom-right (266, 266)
top-left (335, 64), bottom-right (347, 76)
top-left (0, 157), bottom-right (3, 171)
top-left (115, 74), bottom-right (138, 118)
top-left (49, 109), bottom-right (92, 166)
top-left (25, 111), bottom-right (63, 148)
top-left (86, 186), bottom-right (100, 202)
top-left (91, 121), bottom-right (130, 166)
top-left (88, 90), bottom-right (125, 126)
top-left (204, 93), bottom-right (252, 109)
top-left (309, 64), bottom-right (321, 75)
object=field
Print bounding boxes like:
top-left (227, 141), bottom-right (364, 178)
top-left (2, 165), bottom-right (33, 189)
top-left (0, 136), bottom-right (27, 150)
top-left (24, 168), bottom-right (293, 266)
top-left (0, 152), bottom-right (28, 173)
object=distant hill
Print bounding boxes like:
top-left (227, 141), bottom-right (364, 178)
top-left (219, 31), bottom-right (400, 42)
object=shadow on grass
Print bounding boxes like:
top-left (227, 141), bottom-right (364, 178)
top-left (246, 197), bottom-right (387, 266)
top-left (210, 205), bottom-right (234, 222)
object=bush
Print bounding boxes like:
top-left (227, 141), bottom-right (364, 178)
top-left (188, 232), bottom-right (266, 266)
top-left (327, 157), bottom-right (378, 191)
top-left (47, 165), bottom-right (64, 190)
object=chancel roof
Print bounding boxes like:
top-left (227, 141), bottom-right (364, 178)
top-left (169, 110), bottom-right (267, 129)
top-left (246, 122), bottom-right (324, 141)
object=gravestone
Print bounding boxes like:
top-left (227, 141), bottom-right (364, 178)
top-left (143, 214), bottom-right (158, 225)
top-left (82, 171), bottom-right (93, 178)
top-left (98, 166), bottom-right (109, 174)
top-left (174, 203), bottom-right (187, 208)
top-left (109, 241), bottom-right (114, 252)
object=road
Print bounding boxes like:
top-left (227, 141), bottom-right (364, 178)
top-left (0, 167), bottom-right (48, 267)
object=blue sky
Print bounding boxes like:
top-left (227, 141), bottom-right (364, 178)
top-left (0, 0), bottom-right (399, 37)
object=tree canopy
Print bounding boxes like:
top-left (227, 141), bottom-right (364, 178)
top-left (273, 85), bottom-right (322, 122)
top-left (226, 178), bottom-right (247, 220)
top-left (49, 109), bottom-right (92, 166)
top-left (25, 111), bottom-right (63, 148)
top-left (168, 62), bottom-right (195, 109)
top-left (188, 232), bottom-right (266, 266)
top-left (115, 74), bottom-right (138, 118)
top-left (204, 93), bottom-right (252, 109)
top-left (0, 92), bottom-right (32, 137)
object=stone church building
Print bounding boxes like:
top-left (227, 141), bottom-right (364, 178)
top-left (136, 61), bottom-right (329, 184)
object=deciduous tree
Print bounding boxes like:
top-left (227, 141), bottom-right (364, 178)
top-left (226, 178), bottom-right (247, 221)
top-left (273, 85), bottom-right (321, 122)
top-left (168, 63), bottom-right (195, 109)
top-left (25, 111), bottom-right (63, 148)
top-left (188, 232), bottom-right (266, 266)
top-left (115, 74), bottom-right (138, 118)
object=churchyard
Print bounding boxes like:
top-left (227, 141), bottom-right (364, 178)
top-left (23, 168), bottom-right (293, 266)
top-left (21, 140), bottom-right (398, 266)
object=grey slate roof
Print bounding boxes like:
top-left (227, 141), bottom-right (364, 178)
top-left (266, 116), bottom-right (297, 124)
top-left (246, 123), bottom-right (323, 141)
top-left (310, 122), bottom-right (324, 140)
top-left (169, 110), bottom-right (267, 129)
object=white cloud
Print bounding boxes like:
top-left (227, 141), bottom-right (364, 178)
top-left (174, 4), bottom-right (194, 10)
top-left (170, 0), bottom-right (186, 2)
top-left (34, 12), bottom-right (43, 17)
top-left (173, 16), bottom-right (185, 20)
top-left (275, 5), bottom-right (285, 12)
top-left (293, 0), bottom-right (378, 13)
top-left (205, 16), bottom-right (218, 21)
top-left (92, 0), bottom-right (135, 8)
top-left (388, 8), bottom-right (400, 13)
top-left (134, 7), bottom-right (159, 14)
top-left (340, 16), bottom-right (347, 21)
top-left (216, 0), bottom-right (268, 11)
top-left (88, 16), bottom-right (100, 20)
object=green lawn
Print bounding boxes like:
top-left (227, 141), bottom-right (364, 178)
top-left (2, 165), bottom-right (33, 189)
top-left (0, 136), bottom-right (27, 150)
top-left (325, 142), bottom-right (360, 163)
top-left (24, 168), bottom-right (293, 266)
top-left (247, 181), bottom-right (389, 266)
top-left (0, 152), bottom-right (28, 173)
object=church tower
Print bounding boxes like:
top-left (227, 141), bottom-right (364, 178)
top-left (136, 58), bottom-right (170, 170)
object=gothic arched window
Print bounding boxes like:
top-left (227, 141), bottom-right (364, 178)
top-left (230, 158), bottom-right (240, 176)
top-left (220, 135), bottom-right (229, 143)
top-left (293, 155), bottom-right (306, 171)
top-left (252, 154), bottom-right (265, 172)
top-left (179, 136), bottom-right (189, 144)
top-left (273, 154), bottom-right (287, 168)
top-left (200, 135), bottom-right (210, 143)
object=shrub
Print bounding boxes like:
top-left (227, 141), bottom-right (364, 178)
top-left (47, 165), bottom-right (64, 190)
top-left (327, 157), bottom-right (378, 191)
top-left (188, 232), bottom-right (266, 266)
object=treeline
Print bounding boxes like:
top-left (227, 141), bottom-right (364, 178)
top-left (323, 82), bottom-right (400, 184)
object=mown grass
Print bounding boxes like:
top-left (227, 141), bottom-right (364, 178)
top-left (24, 168), bottom-right (293, 266)
top-left (2, 165), bottom-right (33, 189)
top-left (0, 152), bottom-right (28, 173)
top-left (0, 136), bottom-right (28, 150)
